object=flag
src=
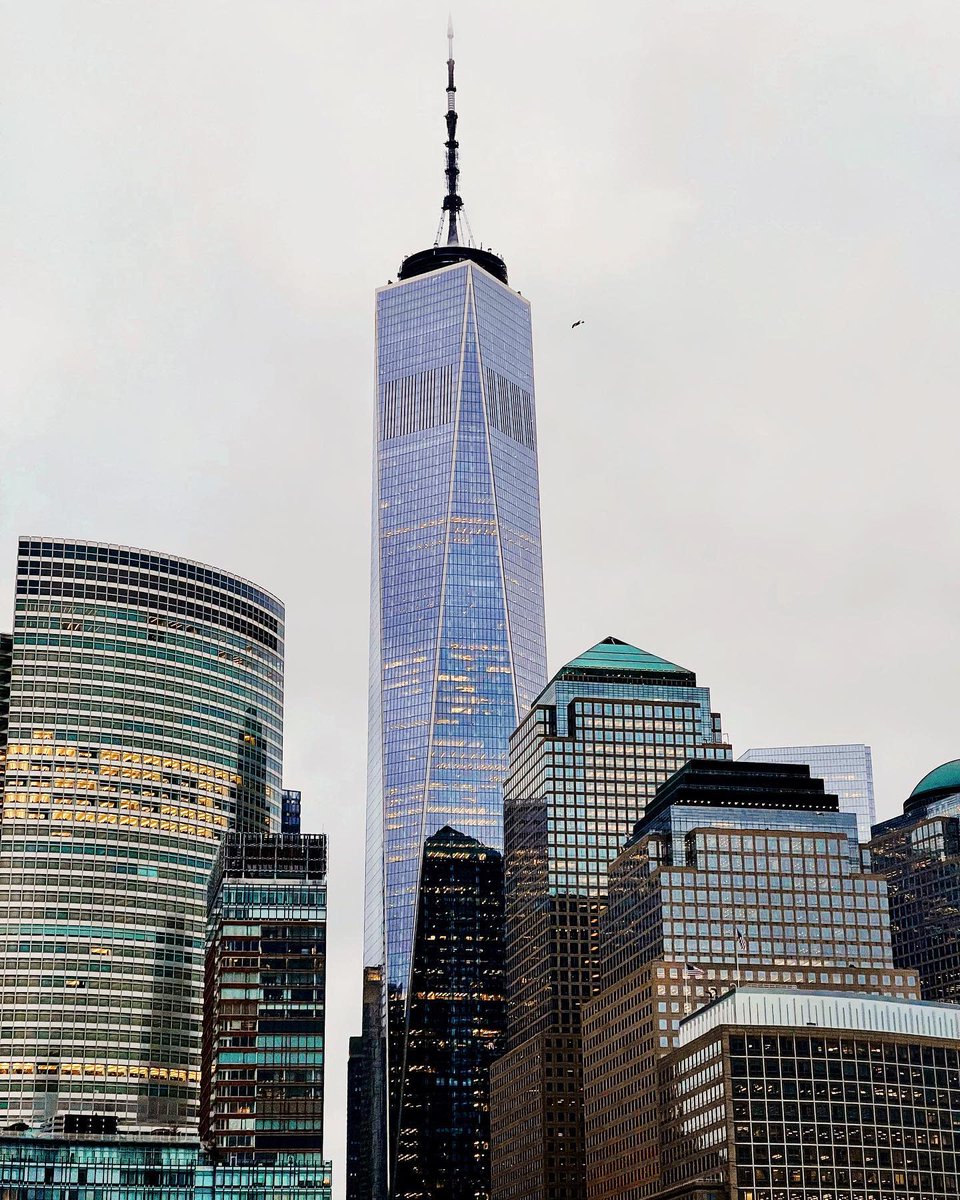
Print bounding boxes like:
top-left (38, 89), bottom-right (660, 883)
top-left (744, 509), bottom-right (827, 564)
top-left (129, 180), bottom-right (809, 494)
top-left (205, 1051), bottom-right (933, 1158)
top-left (736, 929), bottom-right (747, 952)
top-left (684, 963), bottom-right (706, 980)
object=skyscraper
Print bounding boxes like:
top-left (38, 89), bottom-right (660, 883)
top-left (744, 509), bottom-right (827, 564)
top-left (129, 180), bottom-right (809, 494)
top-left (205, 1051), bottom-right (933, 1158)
top-left (739, 743), bottom-right (876, 841)
top-left (0, 537), bottom-right (283, 1132)
top-left (202, 832), bottom-right (328, 1157)
top-left (870, 759), bottom-right (960, 1002)
top-left (581, 759), bottom-right (918, 1200)
top-left (363, 25), bottom-right (547, 1193)
top-left (490, 638), bottom-right (731, 1200)
top-left (393, 828), bottom-right (506, 1200)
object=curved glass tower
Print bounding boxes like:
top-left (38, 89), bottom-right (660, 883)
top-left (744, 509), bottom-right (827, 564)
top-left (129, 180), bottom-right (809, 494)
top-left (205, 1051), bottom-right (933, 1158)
top-left (363, 24), bottom-right (547, 1196)
top-left (0, 537), bottom-right (283, 1132)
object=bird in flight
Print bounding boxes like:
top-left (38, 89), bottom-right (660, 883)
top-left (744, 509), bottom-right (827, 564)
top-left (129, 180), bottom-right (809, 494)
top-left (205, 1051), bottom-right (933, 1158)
top-left (571, 319), bottom-right (585, 329)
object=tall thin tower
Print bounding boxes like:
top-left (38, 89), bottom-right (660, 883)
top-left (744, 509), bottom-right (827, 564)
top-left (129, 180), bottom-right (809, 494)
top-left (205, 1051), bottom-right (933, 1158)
top-left (362, 23), bottom-right (547, 1197)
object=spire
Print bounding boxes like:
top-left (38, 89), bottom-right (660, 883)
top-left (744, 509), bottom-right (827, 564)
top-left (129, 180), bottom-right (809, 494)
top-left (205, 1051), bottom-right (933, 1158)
top-left (397, 22), bottom-right (509, 284)
top-left (442, 17), bottom-right (462, 246)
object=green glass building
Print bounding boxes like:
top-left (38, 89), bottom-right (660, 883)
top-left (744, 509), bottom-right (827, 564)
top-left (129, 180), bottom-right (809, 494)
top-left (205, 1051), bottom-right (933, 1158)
top-left (0, 537), bottom-right (283, 1132)
top-left (0, 1136), bottom-right (333, 1199)
top-left (202, 832), bottom-right (327, 1156)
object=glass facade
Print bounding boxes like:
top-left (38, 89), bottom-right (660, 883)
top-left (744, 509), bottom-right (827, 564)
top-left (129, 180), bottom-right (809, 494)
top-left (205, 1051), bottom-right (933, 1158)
top-left (661, 988), bottom-right (960, 1200)
top-left (580, 760), bottom-right (919, 1200)
top-left (393, 827), bottom-right (506, 1200)
top-left (740, 743), bottom-right (876, 843)
top-left (490, 638), bottom-right (731, 1200)
top-left (281, 788), bottom-right (302, 835)
top-left (202, 833), bottom-right (327, 1157)
top-left (0, 1136), bottom-right (333, 1198)
top-left (365, 254), bottom-right (547, 1187)
top-left (870, 764), bottom-right (960, 1003)
top-left (0, 538), bottom-right (283, 1132)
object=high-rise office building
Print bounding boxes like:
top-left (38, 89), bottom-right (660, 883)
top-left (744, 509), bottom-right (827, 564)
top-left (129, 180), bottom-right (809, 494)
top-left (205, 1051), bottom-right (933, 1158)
top-left (740, 743), bottom-right (876, 842)
top-left (658, 988), bottom-right (960, 1200)
top-left (0, 834), bottom-right (331, 1199)
top-left (201, 832), bottom-right (327, 1157)
top-left (581, 759), bottom-right (918, 1200)
top-left (0, 537), bottom-right (283, 1132)
top-left (363, 25), bottom-right (547, 1193)
top-left (490, 638), bottom-right (732, 1200)
top-left (870, 759), bottom-right (960, 1003)
top-left (392, 827), bottom-right (506, 1200)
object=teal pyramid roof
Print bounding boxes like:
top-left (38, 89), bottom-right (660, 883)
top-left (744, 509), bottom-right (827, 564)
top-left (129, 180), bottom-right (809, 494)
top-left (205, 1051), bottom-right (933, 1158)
top-left (561, 636), bottom-right (693, 677)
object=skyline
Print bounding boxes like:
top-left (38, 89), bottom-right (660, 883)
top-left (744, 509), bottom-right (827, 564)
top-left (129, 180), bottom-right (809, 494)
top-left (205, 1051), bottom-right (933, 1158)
top-left (4, 4), bottom-right (960, 1194)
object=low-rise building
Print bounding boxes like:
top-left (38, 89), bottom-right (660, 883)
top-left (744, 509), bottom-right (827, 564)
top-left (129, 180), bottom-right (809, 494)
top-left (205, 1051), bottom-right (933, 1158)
top-left (658, 988), bottom-right (960, 1200)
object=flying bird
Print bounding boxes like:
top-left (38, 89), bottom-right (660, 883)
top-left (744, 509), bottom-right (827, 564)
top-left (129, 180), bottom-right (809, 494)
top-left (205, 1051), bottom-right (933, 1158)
top-left (571, 319), bottom-right (585, 329)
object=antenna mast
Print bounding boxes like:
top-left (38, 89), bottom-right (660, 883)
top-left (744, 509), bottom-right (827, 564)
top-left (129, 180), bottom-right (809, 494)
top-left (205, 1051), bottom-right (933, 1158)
top-left (443, 18), bottom-right (463, 246)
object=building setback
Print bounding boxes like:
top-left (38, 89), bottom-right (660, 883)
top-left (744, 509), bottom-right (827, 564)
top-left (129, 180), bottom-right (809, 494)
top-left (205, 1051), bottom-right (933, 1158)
top-left (0, 537), bottom-right (283, 1133)
top-left (362, 24), bottom-right (547, 1195)
top-left (739, 743), bottom-right (876, 842)
top-left (870, 759), bottom-right (960, 1003)
top-left (581, 759), bottom-right (919, 1200)
top-left (658, 988), bottom-right (960, 1200)
top-left (490, 637), bottom-right (732, 1200)
top-left (201, 832), bottom-right (327, 1156)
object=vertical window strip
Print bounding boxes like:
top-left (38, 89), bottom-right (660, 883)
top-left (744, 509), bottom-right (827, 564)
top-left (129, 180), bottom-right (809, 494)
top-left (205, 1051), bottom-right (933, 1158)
top-left (381, 367), bottom-right (458, 439)
top-left (482, 367), bottom-right (536, 450)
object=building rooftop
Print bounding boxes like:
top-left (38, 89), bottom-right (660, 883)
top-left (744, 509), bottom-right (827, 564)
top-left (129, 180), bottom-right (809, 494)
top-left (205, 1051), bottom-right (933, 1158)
top-left (564, 636), bottom-right (692, 677)
top-left (397, 244), bottom-right (508, 285)
top-left (906, 759), bottom-right (960, 812)
top-left (641, 758), bottom-right (838, 825)
top-left (534, 636), bottom-right (696, 706)
top-left (677, 987), bottom-right (960, 1047)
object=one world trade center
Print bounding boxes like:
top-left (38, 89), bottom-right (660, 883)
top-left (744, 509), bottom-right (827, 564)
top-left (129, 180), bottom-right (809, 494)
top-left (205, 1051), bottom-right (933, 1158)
top-left (358, 23), bottom-right (547, 1200)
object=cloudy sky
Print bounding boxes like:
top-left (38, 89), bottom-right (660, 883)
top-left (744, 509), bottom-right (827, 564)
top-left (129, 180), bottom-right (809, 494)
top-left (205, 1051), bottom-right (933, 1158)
top-left (4, 1), bottom-right (959, 1187)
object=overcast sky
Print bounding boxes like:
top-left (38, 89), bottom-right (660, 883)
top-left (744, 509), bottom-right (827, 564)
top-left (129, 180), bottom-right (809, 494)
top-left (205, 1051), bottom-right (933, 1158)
top-left (3, 1), bottom-right (960, 1189)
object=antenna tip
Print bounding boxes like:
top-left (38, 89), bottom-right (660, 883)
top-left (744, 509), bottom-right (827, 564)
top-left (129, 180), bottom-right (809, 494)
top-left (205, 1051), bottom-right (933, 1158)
top-left (447, 15), bottom-right (454, 40)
